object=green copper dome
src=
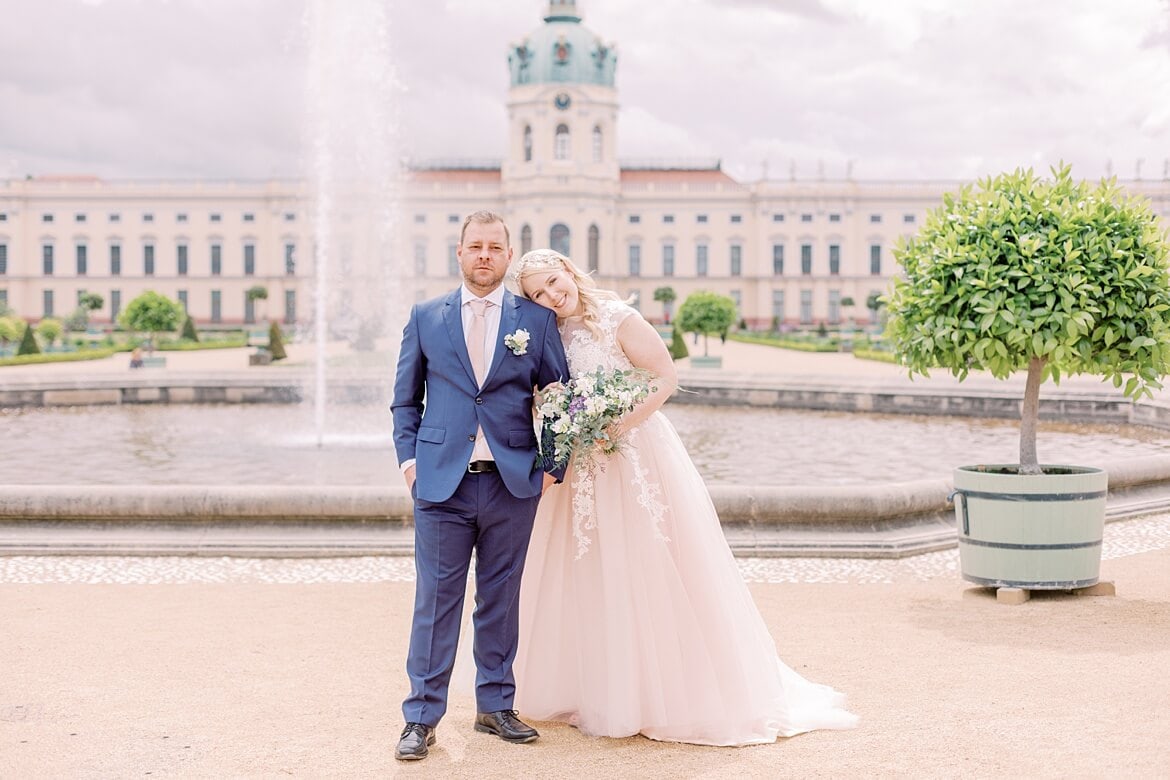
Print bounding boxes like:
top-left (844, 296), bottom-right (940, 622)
top-left (508, 2), bottom-right (616, 87)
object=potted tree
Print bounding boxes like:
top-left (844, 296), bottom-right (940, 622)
top-left (886, 165), bottom-right (1170, 594)
top-left (676, 291), bottom-right (736, 369)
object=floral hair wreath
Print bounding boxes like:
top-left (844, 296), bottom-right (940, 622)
top-left (508, 249), bottom-right (569, 283)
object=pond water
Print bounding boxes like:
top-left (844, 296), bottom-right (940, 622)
top-left (3, 402), bottom-right (1167, 486)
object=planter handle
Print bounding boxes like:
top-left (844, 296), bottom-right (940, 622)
top-left (947, 489), bottom-right (969, 535)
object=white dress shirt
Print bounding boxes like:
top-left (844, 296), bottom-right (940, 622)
top-left (462, 285), bottom-right (504, 462)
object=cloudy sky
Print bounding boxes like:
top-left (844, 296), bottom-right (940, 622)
top-left (2, 0), bottom-right (1168, 183)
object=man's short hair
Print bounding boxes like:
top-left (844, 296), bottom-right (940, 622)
top-left (460, 210), bottom-right (510, 247)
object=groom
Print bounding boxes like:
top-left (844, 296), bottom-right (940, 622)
top-left (390, 210), bottom-right (569, 761)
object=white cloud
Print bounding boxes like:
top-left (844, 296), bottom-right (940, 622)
top-left (0, 0), bottom-right (1166, 182)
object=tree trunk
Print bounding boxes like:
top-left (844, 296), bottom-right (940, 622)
top-left (1019, 356), bottom-right (1045, 475)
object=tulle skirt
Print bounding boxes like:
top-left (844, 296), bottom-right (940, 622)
top-left (514, 412), bottom-right (858, 746)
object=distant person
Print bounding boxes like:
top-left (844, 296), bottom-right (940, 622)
top-left (390, 210), bottom-right (569, 760)
top-left (129, 347), bottom-right (144, 369)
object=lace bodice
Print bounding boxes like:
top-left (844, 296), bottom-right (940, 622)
top-left (559, 298), bottom-right (637, 378)
top-left (553, 298), bottom-right (668, 559)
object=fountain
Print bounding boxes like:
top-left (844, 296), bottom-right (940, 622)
top-left (304, 0), bottom-right (404, 447)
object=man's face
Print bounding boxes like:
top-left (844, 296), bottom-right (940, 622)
top-left (457, 220), bottom-right (512, 295)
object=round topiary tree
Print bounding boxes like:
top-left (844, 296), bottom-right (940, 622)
top-left (246, 285), bottom-right (269, 323)
top-left (36, 317), bottom-right (63, 349)
top-left (886, 164), bottom-right (1170, 475)
top-left (0, 315), bottom-right (24, 347)
top-left (676, 291), bottom-right (736, 357)
top-left (653, 286), bottom-right (677, 323)
top-left (118, 291), bottom-right (184, 351)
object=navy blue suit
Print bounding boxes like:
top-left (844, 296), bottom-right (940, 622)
top-left (391, 287), bottom-right (568, 725)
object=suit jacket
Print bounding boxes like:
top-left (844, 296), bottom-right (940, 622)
top-left (392, 287), bottom-right (569, 503)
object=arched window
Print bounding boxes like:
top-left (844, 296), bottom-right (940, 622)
top-left (588, 224), bottom-right (599, 272)
top-left (592, 125), bottom-right (603, 163)
top-left (523, 125), bottom-right (533, 162)
top-left (550, 223), bottom-right (571, 257)
top-left (554, 124), bottom-right (570, 161)
top-left (520, 224), bottom-right (532, 255)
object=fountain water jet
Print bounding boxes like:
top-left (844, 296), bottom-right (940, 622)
top-left (304, 0), bottom-right (405, 447)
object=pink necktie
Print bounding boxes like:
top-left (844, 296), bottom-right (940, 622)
top-left (467, 298), bottom-right (490, 386)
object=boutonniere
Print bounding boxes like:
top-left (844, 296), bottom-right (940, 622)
top-left (503, 328), bottom-right (530, 356)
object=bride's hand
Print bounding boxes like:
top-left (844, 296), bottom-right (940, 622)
top-left (534, 381), bottom-right (564, 406)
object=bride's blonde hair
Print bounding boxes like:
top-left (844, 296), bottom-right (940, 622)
top-left (511, 248), bottom-right (622, 337)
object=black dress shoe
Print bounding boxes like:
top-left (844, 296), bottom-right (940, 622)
top-left (395, 722), bottom-right (435, 760)
top-left (474, 710), bottom-right (539, 743)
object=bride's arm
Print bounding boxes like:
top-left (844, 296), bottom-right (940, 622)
top-left (613, 313), bottom-right (679, 432)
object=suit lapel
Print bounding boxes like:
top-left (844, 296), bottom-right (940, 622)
top-left (442, 289), bottom-right (477, 386)
top-left (485, 291), bottom-right (521, 386)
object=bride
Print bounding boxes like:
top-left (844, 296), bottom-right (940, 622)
top-left (511, 248), bottom-right (859, 746)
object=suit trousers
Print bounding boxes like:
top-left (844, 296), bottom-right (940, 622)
top-left (403, 469), bottom-right (541, 726)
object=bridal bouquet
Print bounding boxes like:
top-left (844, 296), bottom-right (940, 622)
top-left (535, 367), bottom-right (654, 469)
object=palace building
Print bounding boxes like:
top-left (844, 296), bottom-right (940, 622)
top-left (1, 0), bottom-right (1167, 330)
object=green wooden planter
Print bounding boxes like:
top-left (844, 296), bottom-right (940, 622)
top-left (950, 465), bottom-right (1107, 589)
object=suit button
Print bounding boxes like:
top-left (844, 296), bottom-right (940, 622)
top-left (475, 397), bottom-right (483, 405)
top-left (468, 435), bottom-right (476, 442)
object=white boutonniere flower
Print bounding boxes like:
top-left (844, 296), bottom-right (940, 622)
top-left (503, 328), bottom-right (530, 356)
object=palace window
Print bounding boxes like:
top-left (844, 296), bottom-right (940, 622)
top-left (829, 244), bottom-right (841, 275)
top-left (800, 244), bottom-right (812, 275)
top-left (521, 224), bottom-right (533, 255)
top-left (696, 244), bottom-right (709, 277)
top-left (554, 124), bottom-right (570, 160)
top-left (587, 225), bottom-right (599, 272)
top-left (43, 244), bottom-right (54, 275)
top-left (592, 125), bottom-right (602, 163)
top-left (143, 244), bottom-right (155, 276)
top-left (628, 244), bottom-right (641, 277)
top-left (550, 223), bottom-right (570, 256)
top-left (414, 242), bottom-right (427, 276)
top-left (772, 244), bottom-right (784, 275)
top-left (110, 243), bottom-right (121, 276)
top-left (771, 290), bottom-right (785, 321)
top-left (730, 244), bottom-right (742, 276)
top-left (663, 244), bottom-right (675, 277)
top-left (76, 244), bottom-right (87, 276)
top-left (177, 244), bottom-right (188, 276)
top-left (523, 125), bottom-right (533, 162)
top-left (870, 244), bottom-right (882, 275)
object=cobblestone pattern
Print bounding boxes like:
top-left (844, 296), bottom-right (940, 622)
top-left (2, 514), bottom-right (1167, 586)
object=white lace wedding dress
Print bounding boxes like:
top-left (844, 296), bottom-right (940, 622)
top-left (514, 299), bottom-right (858, 745)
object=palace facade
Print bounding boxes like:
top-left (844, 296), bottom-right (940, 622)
top-left (2, 1), bottom-right (1167, 329)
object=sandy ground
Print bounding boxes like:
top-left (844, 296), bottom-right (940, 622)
top-left (2, 542), bottom-right (1169, 779)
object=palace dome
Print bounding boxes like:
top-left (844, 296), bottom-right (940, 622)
top-left (508, 1), bottom-right (616, 87)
